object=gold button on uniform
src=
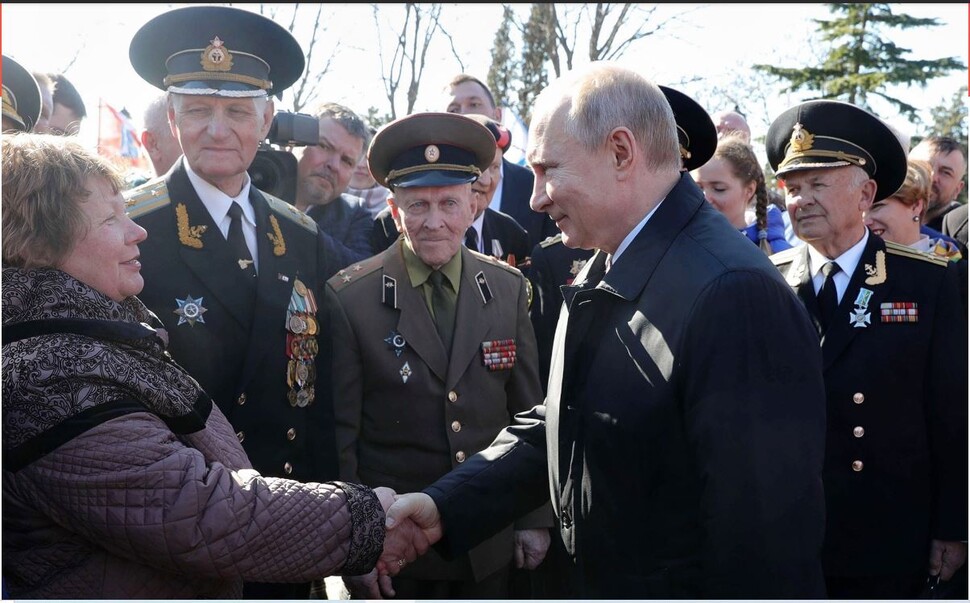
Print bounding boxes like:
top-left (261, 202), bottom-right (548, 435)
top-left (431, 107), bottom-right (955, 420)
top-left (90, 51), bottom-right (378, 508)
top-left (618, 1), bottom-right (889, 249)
top-left (451, 421), bottom-right (461, 432)
top-left (287, 428), bottom-right (297, 441)
top-left (852, 392), bottom-right (864, 404)
top-left (853, 426), bottom-right (865, 438)
top-left (852, 460), bottom-right (864, 472)
top-left (455, 451), bottom-right (466, 463)
top-left (236, 431), bottom-right (245, 443)
top-left (448, 391), bottom-right (458, 403)
top-left (284, 462), bottom-right (293, 474)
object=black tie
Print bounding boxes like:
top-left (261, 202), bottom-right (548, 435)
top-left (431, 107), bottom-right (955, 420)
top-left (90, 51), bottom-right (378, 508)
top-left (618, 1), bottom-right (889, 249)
top-left (227, 202), bottom-right (256, 281)
top-left (818, 261), bottom-right (841, 333)
top-left (429, 270), bottom-right (456, 354)
top-left (464, 227), bottom-right (479, 252)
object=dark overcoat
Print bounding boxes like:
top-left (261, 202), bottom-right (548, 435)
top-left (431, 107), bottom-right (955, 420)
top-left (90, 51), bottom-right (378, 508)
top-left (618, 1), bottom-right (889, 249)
top-left (425, 173), bottom-right (829, 598)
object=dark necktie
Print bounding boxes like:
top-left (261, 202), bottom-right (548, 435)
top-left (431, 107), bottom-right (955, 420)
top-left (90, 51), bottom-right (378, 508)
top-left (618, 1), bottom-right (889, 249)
top-left (227, 202), bottom-right (256, 281)
top-left (464, 227), bottom-right (479, 252)
top-left (429, 270), bottom-right (456, 354)
top-left (818, 261), bottom-right (841, 333)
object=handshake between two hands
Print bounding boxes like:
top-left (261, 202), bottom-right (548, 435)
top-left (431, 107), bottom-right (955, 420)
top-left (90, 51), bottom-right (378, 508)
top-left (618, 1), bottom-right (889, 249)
top-left (347, 487), bottom-right (550, 599)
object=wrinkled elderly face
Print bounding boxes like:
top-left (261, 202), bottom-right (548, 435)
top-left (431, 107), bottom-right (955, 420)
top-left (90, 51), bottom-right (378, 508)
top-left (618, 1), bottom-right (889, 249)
top-left (171, 94), bottom-right (272, 192)
top-left (470, 147), bottom-right (502, 218)
top-left (781, 166), bottom-right (872, 245)
top-left (58, 176), bottom-right (148, 301)
top-left (390, 183), bottom-right (476, 269)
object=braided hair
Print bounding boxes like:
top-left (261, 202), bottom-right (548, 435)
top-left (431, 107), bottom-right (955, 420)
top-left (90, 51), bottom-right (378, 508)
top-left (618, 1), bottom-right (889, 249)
top-left (713, 133), bottom-right (773, 255)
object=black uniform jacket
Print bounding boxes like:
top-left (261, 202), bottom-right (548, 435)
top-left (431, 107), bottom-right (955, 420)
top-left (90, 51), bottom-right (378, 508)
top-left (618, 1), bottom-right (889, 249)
top-left (423, 173), bottom-right (829, 598)
top-left (498, 159), bottom-right (559, 251)
top-left (125, 161), bottom-right (339, 483)
top-left (327, 241), bottom-right (549, 582)
top-left (772, 233), bottom-right (968, 577)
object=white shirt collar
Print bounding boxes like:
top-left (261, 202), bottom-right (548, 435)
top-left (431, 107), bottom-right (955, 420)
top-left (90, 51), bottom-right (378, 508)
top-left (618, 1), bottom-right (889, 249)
top-left (610, 196), bottom-right (666, 267)
top-left (184, 161), bottom-right (256, 230)
top-left (807, 229), bottom-right (868, 299)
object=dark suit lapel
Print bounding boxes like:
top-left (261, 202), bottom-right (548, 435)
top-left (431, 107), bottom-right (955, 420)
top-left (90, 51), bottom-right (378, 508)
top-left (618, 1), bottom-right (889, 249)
top-left (166, 169), bottom-right (254, 329)
top-left (238, 189), bottom-right (303, 386)
top-left (822, 236), bottom-right (887, 369)
top-left (446, 249), bottom-right (493, 389)
top-left (780, 247), bottom-right (822, 336)
top-left (386, 244), bottom-right (448, 382)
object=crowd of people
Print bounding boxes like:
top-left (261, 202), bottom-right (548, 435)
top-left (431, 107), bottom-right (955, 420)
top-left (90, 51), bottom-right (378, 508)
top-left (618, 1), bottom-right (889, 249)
top-left (2, 4), bottom-right (968, 601)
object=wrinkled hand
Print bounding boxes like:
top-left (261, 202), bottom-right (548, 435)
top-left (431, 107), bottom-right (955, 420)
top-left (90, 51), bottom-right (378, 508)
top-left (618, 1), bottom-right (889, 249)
top-left (513, 528), bottom-right (551, 570)
top-left (377, 492), bottom-right (443, 576)
top-left (343, 569), bottom-right (396, 599)
top-left (374, 486), bottom-right (397, 514)
top-left (929, 539), bottom-right (968, 581)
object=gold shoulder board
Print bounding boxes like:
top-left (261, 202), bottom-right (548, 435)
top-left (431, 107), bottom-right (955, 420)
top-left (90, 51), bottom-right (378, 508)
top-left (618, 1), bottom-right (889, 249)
top-left (539, 233), bottom-right (563, 249)
top-left (264, 194), bottom-right (318, 234)
top-left (884, 240), bottom-right (949, 267)
top-left (125, 179), bottom-right (170, 219)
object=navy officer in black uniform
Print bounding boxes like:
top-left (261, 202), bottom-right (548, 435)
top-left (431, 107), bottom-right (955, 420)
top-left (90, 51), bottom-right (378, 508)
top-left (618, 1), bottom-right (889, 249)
top-left (767, 100), bottom-right (968, 599)
top-left (124, 7), bottom-right (341, 598)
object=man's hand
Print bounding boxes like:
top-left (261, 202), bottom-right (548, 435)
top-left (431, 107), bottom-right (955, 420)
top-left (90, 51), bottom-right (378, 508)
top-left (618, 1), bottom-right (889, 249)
top-left (343, 569), bottom-right (396, 599)
top-left (929, 539), bottom-right (968, 581)
top-left (513, 528), bottom-right (551, 570)
top-left (377, 492), bottom-right (443, 576)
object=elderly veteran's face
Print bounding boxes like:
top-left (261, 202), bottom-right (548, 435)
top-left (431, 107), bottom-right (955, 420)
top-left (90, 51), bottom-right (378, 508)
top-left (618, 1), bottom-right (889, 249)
top-left (470, 148), bottom-right (502, 217)
top-left (58, 176), bottom-right (148, 302)
top-left (390, 183), bottom-right (476, 269)
top-left (781, 166), bottom-right (874, 245)
top-left (172, 95), bottom-right (273, 189)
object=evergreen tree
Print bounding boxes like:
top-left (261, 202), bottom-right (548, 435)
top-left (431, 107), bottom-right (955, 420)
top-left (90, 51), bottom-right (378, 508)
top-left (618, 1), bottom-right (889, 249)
top-left (754, 4), bottom-right (964, 124)
top-left (926, 86), bottom-right (969, 144)
top-left (488, 5), bottom-right (518, 110)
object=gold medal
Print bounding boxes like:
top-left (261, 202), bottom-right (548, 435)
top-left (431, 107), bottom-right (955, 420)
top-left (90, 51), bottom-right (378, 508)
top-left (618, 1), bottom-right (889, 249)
top-left (294, 279), bottom-right (308, 297)
top-left (306, 315), bottom-right (318, 336)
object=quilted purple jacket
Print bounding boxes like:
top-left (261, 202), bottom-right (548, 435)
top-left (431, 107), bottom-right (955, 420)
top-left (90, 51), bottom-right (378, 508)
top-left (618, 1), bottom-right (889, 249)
top-left (2, 267), bottom-right (384, 598)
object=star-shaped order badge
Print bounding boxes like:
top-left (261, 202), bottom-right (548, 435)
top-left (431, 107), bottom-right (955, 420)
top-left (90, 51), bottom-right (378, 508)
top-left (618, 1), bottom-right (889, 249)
top-left (174, 295), bottom-right (207, 326)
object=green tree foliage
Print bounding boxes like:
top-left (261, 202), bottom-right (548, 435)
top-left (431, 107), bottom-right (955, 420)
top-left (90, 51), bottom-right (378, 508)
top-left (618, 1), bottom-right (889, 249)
top-left (518, 3), bottom-right (554, 125)
top-left (926, 86), bottom-right (969, 144)
top-left (488, 5), bottom-right (518, 109)
top-left (754, 3), bottom-right (965, 124)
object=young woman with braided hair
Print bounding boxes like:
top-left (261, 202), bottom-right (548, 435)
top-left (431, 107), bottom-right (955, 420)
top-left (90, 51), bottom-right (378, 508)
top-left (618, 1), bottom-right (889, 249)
top-left (692, 132), bottom-right (793, 255)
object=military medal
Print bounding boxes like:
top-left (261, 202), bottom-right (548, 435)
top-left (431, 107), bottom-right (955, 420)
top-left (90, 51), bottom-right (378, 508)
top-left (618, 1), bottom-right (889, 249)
top-left (385, 330), bottom-right (407, 357)
top-left (174, 295), bottom-right (207, 326)
top-left (284, 278), bottom-right (317, 406)
top-left (481, 339), bottom-right (516, 371)
top-left (400, 361), bottom-right (412, 383)
top-left (849, 287), bottom-right (872, 328)
top-left (880, 301), bottom-right (918, 323)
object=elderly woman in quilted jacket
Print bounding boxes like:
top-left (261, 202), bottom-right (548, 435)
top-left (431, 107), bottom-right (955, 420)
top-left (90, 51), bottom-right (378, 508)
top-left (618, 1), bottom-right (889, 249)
top-left (0, 134), bottom-right (419, 598)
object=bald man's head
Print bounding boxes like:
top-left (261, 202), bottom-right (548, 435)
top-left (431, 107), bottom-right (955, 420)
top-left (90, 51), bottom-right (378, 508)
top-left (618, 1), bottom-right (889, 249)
top-left (713, 109), bottom-right (751, 144)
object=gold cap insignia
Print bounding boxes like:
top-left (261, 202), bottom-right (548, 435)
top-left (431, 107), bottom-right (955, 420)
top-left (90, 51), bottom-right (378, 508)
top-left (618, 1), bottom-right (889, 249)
top-left (424, 144), bottom-right (440, 163)
top-left (790, 123), bottom-right (814, 153)
top-left (201, 36), bottom-right (234, 73)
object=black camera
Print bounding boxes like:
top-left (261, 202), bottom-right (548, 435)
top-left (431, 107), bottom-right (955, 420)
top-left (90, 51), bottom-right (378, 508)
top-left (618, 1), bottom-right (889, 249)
top-left (247, 111), bottom-right (319, 204)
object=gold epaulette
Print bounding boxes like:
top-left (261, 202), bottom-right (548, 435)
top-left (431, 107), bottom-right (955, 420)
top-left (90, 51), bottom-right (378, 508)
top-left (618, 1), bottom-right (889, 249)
top-left (884, 240), bottom-right (949, 267)
top-left (264, 194), bottom-right (318, 233)
top-left (472, 249), bottom-right (525, 277)
top-left (124, 178), bottom-right (170, 219)
top-left (769, 246), bottom-right (800, 266)
top-left (327, 254), bottom-right (384, 291)
top-left (539, 233), bottom-right (563, 249)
